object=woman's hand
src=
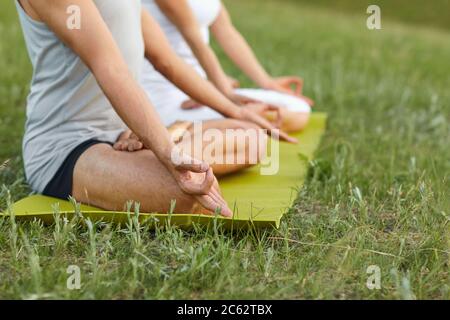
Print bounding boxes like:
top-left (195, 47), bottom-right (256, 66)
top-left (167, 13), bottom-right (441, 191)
top-left (227, 92), bottom-right (261, 106)
top-left (264, 76), bottom-right (303, 95)
top-left (264, 76), bottom-right (315, 106)
top-left (180, 92), bottom-right (263, 109)
top-left (237, 106), bottom-right (298, 144)
top-left (180, 99), bottom-right (297, 144)
top-left (227, 75), bottom-right (240, 89)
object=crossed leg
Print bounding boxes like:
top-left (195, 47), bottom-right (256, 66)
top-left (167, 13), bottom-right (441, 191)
top-left (179, 118), bottom-right (268, 176)
top-left (72, 119), bottom-right (267, 213)
top-left (243, 104), bottom-right (310, 133)
top-left (72, 144), bottom-right (211, 213)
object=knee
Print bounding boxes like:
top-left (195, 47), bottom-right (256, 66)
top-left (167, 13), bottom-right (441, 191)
top-left (282, 112), bottom-right (310, 132)
top-left (256, 131), bottom-right (268, 162)
top-left (233, 124), bottom-right (268, 165)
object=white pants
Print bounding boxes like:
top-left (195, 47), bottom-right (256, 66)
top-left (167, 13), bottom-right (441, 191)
top-left (151, 87), bottom-right (311, 126)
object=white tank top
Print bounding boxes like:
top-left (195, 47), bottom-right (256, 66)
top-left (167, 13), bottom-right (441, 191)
top-left (140, 0), bottom-right (221, 125)
top-left (142, 0), bottom-right (221, 78)
top-left (16, 0), bottom-right (144, 193)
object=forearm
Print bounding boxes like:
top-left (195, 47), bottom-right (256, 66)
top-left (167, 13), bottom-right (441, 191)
top-left (142, 10), bottom-right (241, 119)
top-left (212, 20), bottom-right (272, 88)
top-left (151, 52), bottom-right (241, 118)
top-left (192, 39), bottom-right (233, 96)
top-left (216, 28), bottom-right (271, 87)
top-left (93, 61), bottom-right (174, 165)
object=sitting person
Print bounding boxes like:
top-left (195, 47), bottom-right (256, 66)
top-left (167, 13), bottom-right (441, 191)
top-left (15, 0), bottom-right (293, 216)
top-left (141, 0), bottom-right (314, 133)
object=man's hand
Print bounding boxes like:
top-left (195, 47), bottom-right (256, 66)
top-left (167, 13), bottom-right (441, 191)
top-left (168, 151), bottom-right (233, 217)
top-left (113, 130), bottom-right (144, 152)
top-left (114, 132), bottom-right (232, 216)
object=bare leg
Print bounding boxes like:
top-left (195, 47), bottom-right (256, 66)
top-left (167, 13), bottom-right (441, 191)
top-left (179, 119), bottom-right (268, 176)
top-left (72, 143), bottom-right (213, 214)
top-left (280, 109), bottom-right (310, 132)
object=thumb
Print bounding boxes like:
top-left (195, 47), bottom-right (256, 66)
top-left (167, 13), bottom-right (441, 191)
top-left (171, 148), bottom-right (209, 173)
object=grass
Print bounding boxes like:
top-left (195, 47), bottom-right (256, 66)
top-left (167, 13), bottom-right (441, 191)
top-left (0, 0), bottom-right (449, 299)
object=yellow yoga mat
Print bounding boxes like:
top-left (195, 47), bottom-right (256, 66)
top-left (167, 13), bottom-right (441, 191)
top-left (4, 113), bottom-right (327, 230)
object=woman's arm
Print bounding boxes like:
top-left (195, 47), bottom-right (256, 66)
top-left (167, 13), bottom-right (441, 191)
top-left (26, 0), bottom-right (230, 214)
top-left (211, 5), bottom-right (307, 98)
top-left (154, 0), bottom-right (235, 99)
top-left (141, 9), bottom-right (297, 143)
top-left (142, 7), bottom-right (238, 118)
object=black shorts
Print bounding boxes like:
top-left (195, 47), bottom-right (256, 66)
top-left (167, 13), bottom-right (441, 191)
top-left (43, 139), bottom-right (112, 200)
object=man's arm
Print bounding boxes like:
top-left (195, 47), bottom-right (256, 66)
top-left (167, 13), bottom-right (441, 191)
top-left (26, 0), bottom-right (231, 215)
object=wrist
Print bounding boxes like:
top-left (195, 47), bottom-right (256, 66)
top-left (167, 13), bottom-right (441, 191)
top-left (222, 86), bottom-right (235, 100)
top-left (142, 135), bottom-right (175, 167)
top-left (234, 107), bottom-right (248, 121)
top-left (160, 144), bottom-right (177, 169)
top-left (258, 76), bottom-right (275, 90)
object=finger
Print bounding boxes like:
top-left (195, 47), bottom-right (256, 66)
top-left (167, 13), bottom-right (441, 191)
top-left (290, 77), bottom-right (303, 95)
top-left (278, 131), bottom-right (298, 144)
top-left (281, 77), bottom-right (303, 96)
top-left (197, 193), bottom-right (233, 217)
top-left (209, 187), bottom-right (228, 210)
top-left (268, 126), bottom-right (298, 144)
top-left (118, 142), bottom-right (129, 152)
top-left (181, 99), bottom-right (203, 110)
top-left (113, 142), bottom-right (123, 151)
top-left (130, 132), bottom-right (140, 140)
top-left (127, 140), bottom-right (135, 152)
top-left (196, 195), bottom-right (221, 216)
top-left (207, 190), bottom-right (230, 216)
top-left (174, 154), bottom-right (209, 173)
top-left (179, 167), bottom-right (215, 195)
top-left (234, 94), bottom-right (259, 106)
top-left (117, 130), bottom-right (132, 142)
top-left (264, 105), bottom-right (283, 128)
top-left (127, 140), bottom-right (144, 152)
